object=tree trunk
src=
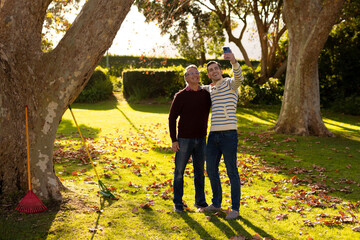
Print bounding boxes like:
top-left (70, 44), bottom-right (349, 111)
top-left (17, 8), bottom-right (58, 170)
top-left (0, 0), bottom-right (133, 202)
top-left (272, 0), bottom-right (345, 136)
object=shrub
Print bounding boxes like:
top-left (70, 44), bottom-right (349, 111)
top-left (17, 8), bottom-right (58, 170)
top-left (198, 66), bottom-right (211, 85)
top-left (318, 4), bottom-right (360, 115)
top-left (99, 55), bottom-right (260, 78)
top-left (238, 85), bottom-right (257, 106)
top-left (330, 95), bottom-right (360, 115)
top-left (75, 68), bottom-right (114, 103)
top-left (109, 75), bottom-right (122, 92)
top-left (241, 64), bottom-right (257, 86)
top-left (255, 78), bottom-right (283, 105)
top-left (238, 65), bottom-right (283, 105)
top-left (122, 67), bottom-right (185, 102)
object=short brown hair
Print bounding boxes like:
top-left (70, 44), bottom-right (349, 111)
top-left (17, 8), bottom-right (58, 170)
top-left (206, 61), bottom-right (221, 70)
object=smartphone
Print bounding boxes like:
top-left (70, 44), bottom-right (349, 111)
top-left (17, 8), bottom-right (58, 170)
top-left (223, 47), bottom-right (231, 53)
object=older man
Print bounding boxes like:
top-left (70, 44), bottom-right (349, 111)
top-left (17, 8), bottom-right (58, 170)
top-left (168, 65), bottom-right (211, 212)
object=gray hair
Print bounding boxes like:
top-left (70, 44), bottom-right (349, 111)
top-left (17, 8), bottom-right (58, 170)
top-left (184, 64), bottom-right (198, 85)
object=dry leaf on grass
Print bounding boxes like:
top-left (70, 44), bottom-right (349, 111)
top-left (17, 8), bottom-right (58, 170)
top-left (352, 226), bottom-right (360, 232)
top-left (229, 235), bottom-right (246, 240)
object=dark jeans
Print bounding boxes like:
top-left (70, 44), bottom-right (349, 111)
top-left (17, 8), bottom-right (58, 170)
top-left (206, 130), bottom-right (241, 211)
top-left (173, 137), bottom-right (207, 210)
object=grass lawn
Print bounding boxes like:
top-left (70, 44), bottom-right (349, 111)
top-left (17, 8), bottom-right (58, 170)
top-left (1, 94), bottom-right (360, 240)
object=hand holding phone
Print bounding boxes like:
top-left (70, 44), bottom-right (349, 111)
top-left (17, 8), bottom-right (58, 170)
top-left (223, 47), bottom-right (231, 53)
top-left (223, 47), bottom-right (236, 64)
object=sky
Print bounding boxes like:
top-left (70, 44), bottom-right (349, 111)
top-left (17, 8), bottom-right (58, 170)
top-left (110, 6), bottom-right (261, 59)
top-left (55, 5), bottom-right (261, 60)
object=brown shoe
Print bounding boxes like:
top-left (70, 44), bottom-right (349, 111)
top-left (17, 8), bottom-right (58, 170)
top-left (225, 210), bottom-right (239, 220)
top-left (200, 204), bottom-right (222, 212)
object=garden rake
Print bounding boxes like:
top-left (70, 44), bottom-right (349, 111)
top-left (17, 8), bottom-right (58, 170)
top-left (68, 105), bottom-right (117, 200)
top-left (15, 106), bottom-right (47, 213)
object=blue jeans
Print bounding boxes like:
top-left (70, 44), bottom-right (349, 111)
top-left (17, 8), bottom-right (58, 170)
top-left (206, 130), bottom-right (240, 211)
top-left (173, 137), bottom-right (207, 210)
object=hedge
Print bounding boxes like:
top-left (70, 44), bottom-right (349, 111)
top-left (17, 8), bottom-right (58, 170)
top-left (122, 67), bottom-right (185, 102)
top-left (100, 55), bottom-right (259, 77)
top-left (75, 69), bottom-right (114, 103)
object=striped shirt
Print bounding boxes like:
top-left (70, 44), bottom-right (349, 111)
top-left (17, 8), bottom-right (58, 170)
top-left (203, 62), bottom-right (244, 131)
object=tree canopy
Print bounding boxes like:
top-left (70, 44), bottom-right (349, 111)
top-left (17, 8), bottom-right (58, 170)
top-left (136, 0), bottom-right (287, 83)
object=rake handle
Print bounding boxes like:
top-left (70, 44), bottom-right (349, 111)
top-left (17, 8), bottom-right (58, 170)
top-left (25, 105), bottom-right (31, 191)
top-left (68, 105), bottom-right (100, 181)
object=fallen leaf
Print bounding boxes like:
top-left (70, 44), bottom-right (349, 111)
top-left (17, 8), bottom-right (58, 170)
top-left (229, 235), bottom-right (246, 240)
top-left (132, 207), bottom-right (139, 213)
top-left (252, 233), bottom-right (262, 240)
top-left (275, 213), bottom-right (288, 220)
top-left (171, 226), bottom-right (179, 230)
top-left (353, 226), bottom-right (360, 232)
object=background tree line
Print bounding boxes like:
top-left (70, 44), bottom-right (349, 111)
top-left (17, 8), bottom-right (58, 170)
top-left (133, 0), bottom-right (359, 118)
top-left (43, 0), bottom-right (359, 115)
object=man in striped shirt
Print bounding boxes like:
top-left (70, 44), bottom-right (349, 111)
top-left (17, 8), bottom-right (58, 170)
top-left (202, 49), bottom-right (244, 220)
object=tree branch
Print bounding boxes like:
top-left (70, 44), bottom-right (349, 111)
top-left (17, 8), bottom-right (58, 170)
top-left (42, 0), bottom-right (133, 103)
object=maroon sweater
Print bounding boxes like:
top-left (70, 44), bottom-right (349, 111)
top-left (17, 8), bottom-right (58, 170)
top-left (168, 87), bottom-right (211, 142)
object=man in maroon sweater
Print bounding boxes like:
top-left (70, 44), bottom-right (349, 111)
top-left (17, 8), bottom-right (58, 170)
top-left (168, 65), bottom-right (211, 212)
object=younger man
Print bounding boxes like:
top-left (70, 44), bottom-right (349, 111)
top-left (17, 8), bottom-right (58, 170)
top-left (202, 49), bottom-right (244, 220)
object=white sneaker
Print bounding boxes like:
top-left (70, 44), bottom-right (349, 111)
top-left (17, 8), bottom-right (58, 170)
top-left (225, 210), bottom-right (239, 220)
top-left (201, 204), bottom-right (222, 212)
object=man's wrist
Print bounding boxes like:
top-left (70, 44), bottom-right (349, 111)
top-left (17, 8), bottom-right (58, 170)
top-left (231, 61), bottom-right (240, 67)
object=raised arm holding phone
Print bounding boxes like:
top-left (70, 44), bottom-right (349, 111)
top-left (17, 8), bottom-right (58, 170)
top-left (201, 47), bottom-right (244, 220)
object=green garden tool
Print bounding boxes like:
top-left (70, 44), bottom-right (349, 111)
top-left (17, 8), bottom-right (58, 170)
top-left (68, 105), bottom-right (117, 200)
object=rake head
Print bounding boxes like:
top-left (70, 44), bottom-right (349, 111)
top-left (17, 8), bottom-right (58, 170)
top-left (98, 180), bottom-right (118, 200)
top-left (15, 190), bottom-right (47, 213)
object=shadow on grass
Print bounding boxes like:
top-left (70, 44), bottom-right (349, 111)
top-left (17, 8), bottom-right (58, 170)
top-left (206, 214), bottom-right (242, 238)
top-left (237, 216), bottom-right (276, 239)
top-left (323, 119), bottom-right (360, 139)
top-left (127, 102), bottom-right (171, 114)
top-left (0, 200), bottom-right (60, 240)
top-left (73, 93), bottom-right (171, 114)
top-left (70, 95), bottom-right (119, 111)
top-left (180, 212), bottom-right (216, 240)
top-left (55, 119), bottom-right (103, 176)
top-left (178, 212), bottom-right (274, 239)
top-left (240, 106), bottom-right (279, 126)
top-left (202, 213), bottom-right (275, 239)
top-left (113, 104), bottom-right (172, 154)
top-left (235, 107), bottom-right (360, 204)
top-left (90, 197), bottom-right (117, 240)
top-left (57, 119), bottom-right (101, 138)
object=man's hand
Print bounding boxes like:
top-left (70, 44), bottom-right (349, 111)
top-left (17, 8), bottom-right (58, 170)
top-left (172, 141), bottom-right (180, 152)
top-left (224, 50), bottom-right (237, 64)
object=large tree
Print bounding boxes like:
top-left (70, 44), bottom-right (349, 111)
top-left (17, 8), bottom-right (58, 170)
top-left (272, 0), bottom-right (345, 136)
top-left (0, 0), bottom-right (134, 201)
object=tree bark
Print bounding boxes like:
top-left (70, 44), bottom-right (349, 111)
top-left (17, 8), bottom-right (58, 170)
top-left (0, 0), bottom-right (133, 201)
top-left (272, 0), bottom-right (345, 136)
